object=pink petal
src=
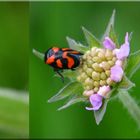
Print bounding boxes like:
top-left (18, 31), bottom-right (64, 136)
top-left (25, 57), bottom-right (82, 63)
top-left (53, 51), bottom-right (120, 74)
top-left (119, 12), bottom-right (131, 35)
top-left (110, 65), bottom-right (124, 82)
top-left (115, 60), bottom-right (123, 67)
top-left (98, 86), bottom-right (111, 98)
top-left (125, 32), bottom-right (129, 43)
top-left (103, 37), bottom-right (116, 50)
top-left (86, 94), bottom-right (103, 111)
top-left (115, 32), bottom-right (130, 60)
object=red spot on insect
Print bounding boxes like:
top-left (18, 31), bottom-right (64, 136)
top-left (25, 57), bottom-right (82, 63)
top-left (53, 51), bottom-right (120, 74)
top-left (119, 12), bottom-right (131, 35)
top-left (63, 52), bottom-right (74, 68)
top-left (52, 47), bottom-right (60, 53)
top-left (62, 48), bottom-right (72, 51)
top-left (67, 57), bottom-right (74, 68)
top-left (56, 59), bottom-right (63, 68)
top-left (71, 51), bottom-right (80, 54)
top-left (46, 55), bottom-right (55, 64)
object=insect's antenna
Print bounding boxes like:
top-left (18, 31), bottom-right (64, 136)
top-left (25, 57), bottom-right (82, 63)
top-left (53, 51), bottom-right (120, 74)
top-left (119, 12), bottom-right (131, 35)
top-left (54, 69), bottom-right (64, 83)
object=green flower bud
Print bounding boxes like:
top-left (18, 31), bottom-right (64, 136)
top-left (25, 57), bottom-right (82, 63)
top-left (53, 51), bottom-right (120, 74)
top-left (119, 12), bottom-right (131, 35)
top-left (87, 55), bottom-right (92, 60)
top-left (100, 61), bottom-right (111, 70)
top-left (112, 57), bottom-right (117, 62)
top-left (87, 60), bottom-right (93, 67)
top-left (91, 47), bottom-right (96, 52)
top-left (83, 64), bottom-right (88, 71)
top-left (100, 72), bottom-right (107, 80)
top-left (100, 80), bottom-right (107, 86)
top-left (83, 90), bottom-right (94, 97)
top-left (105, 49), bottom-right (113, 60)
top-left (105, 70), bottom-right (111, 77)
top-left (92, 63), bottom-right (103, 72)
top-left (81, 72), bottom-right (88, 80)
top-left (85, 85), bottom-right (91, 90)
top-left (94, 87), bottom-right (99, 92)
top-left (92, 56), bottom-right (100, 62)
top-left (106, 77), bottom-right (113, 85)
top-left (93, 81), bottom-right (100, 87)
top-left (108, 60), bottom-right (115, 67)
top-left (91, 47), bottom-right (97, 56)
top-left (86, 50), bottom-right (90, 55)
top-left (85, 78), bottom-right (93, 86)
top-left (83, 54), bottom-right (87, 60)
top-left (98, 52), bottom-right (105, 60)
top-left (86, 68), bottom-right (93, 77)
top-left (92, 71), bottom-right (100, 81)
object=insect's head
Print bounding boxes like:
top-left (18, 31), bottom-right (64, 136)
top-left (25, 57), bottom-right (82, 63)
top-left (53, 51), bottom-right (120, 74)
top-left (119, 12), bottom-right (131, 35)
top-left (44, 47), bottom-right (60, 65)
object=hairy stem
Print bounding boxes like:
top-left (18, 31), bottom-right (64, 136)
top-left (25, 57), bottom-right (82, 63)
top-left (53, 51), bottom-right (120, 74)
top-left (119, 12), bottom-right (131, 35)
top-left (118, 90), bottom-right (140, 128)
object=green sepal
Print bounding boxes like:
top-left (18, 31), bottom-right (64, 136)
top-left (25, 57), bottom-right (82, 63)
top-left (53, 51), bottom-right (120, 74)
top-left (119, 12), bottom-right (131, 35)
top-left (102, 9), bottom-right (116, 41)
top-left (66, 37), bottom-right (88, 53)
top-left (32, 48), bottom-right (44, 61)
top-left (58, 95), bottom-right (87, 111)
top-left (82, 26), bottom-right (101, 48)
top-left (54, 70), bottom-right (78, 81)
top-left (119, 75), bottom-right (135, 90)
top-left (94, 87), bottom-right (118, 125)
top-left (126, 50), bottom-right (140, 79)
top-left (109, 25), bottom-right (119, 48)
top-left (118, 89), bottom-right (140, 127)
top-left (106, 88), bottom-right (118, 99)
top-left (94, 99), bottom-right (109, 125)
top-left (48, 81), bottom-right (83, 103)
top-left (62, 70), bottom-right (78, 81)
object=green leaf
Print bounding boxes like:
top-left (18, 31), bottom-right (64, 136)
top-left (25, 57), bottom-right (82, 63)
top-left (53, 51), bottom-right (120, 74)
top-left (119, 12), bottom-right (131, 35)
top-left (102, 9), bottom-right (116, 41)
top-left (82, 26), bottom-right (101, 48)
top-left (126, 50), bottom-right (140, 79)
top-left (48, 81), bottom-right (83, 103)
top-left (66, 37), bottom-right (88, 53)
top-left (94, 99), bottom-right (109, 125)
top-left (119, 75), bottom-right (135, 90)
top-left (58, 96), bottom-right (87, 111)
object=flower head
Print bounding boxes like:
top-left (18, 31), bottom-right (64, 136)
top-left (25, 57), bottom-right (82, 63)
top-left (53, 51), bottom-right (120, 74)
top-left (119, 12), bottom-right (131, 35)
top-left (77, 32), bottom-right (130, 111)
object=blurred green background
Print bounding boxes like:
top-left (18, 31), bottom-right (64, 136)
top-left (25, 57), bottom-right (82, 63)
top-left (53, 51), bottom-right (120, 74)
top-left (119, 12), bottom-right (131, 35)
top-left (0, 2), bottom-right (29, 138)
top-left (30, 2), bottom-right (140, 138)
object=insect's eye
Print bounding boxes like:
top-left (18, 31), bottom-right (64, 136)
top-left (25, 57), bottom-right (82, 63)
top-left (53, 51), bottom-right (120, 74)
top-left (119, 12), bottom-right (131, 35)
top-left (46, 49), bottom-right (54, 58)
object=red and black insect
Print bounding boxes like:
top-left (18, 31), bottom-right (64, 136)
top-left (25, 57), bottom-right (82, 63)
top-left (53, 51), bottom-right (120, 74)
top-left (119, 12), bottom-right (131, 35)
top-left (44, 47), bottom-right (83, 82)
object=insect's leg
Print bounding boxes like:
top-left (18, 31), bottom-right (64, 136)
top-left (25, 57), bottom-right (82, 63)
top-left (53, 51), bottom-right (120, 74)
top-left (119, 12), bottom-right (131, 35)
top-left (54, 68), bottom-right (64, 83)
top-left (71, 68), bottom-right (76, 71)
top-left (59, 69), bottom-right (63, 73)
top-left (56, 71), bottom-right (64, 83)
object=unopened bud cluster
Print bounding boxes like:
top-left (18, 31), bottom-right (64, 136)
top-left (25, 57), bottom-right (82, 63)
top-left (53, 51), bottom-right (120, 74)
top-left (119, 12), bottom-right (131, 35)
top-left (77, 47), bottom-right (117, 92)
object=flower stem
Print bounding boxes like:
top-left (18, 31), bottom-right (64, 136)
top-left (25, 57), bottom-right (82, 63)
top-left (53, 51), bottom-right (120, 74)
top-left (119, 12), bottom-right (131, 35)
top-left (118, 90), bottom-right (140, 128)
